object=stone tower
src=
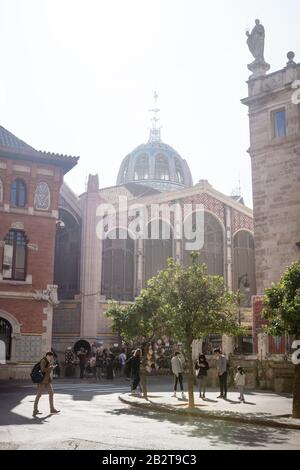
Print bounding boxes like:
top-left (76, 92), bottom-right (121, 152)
top-left (242, 51), bottom-right (300, 295)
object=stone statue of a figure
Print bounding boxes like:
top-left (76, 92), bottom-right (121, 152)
top-left (246, 19), bottom-right (265, 61)
top-left (246, 19), bottom-right (270, 78)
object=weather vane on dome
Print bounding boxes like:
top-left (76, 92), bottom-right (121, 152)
top-left (149, 91), bottom-right (162, 143)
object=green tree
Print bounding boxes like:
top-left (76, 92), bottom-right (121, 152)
top-left (152, 255), bottom-right (240, 408)
top-left (262, 262), bottom-right (300, 419)
top-left (106, 285), bottom-right (164, 399)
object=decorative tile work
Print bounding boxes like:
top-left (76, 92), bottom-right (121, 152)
top-left (232, 209), bottom-right (254, 234)
top-left (180, 193), bottom-right (225, 224)
top-left (15, 335), bottom-right (42, 362)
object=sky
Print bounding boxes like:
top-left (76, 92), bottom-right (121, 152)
top-left (0, 0), bottom-right (299, 207)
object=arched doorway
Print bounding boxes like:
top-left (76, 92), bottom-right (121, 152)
top-left (0, 317), bottom-right (12, 361)
top-left (74, 339), bottom-right (91, 355)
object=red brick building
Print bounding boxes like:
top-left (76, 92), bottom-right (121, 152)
top-left (0, 125), bottom-right (78, 379)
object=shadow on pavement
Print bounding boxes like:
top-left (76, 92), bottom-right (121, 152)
top-left (107, 406), bottom-right (295, 449)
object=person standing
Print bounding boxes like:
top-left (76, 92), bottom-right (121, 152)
top-left (33, 351), bottom-right (60, 417)
top-left (119, 349), bottom-right (127, 377)
top-left (77, 347), bottom-right (87, 379)
top-left (95, 347), bottom-right (103, 380)
top-left (171, 351), bottom-right (186, 399)
top-left (195, 354), bottom-right (209, 399)
top-left (235, 366), bottom-right (246, 403)
top-left (106, 351), bottom-right (114, 380)
top-left (64, 346), bottom-right (75, 378)
top-left (127, 349), bottom-right (142, 396)
top-left (214, 348), bottom-right (228, 399)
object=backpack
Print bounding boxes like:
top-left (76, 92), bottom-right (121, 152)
top-left (30, 360), bottom-right (45, 383)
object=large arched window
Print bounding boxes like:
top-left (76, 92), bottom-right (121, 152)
top-left (183, 212), bottom-right (224, 276)
top-left (54, 209), bottom-right (81, 300)
top-left (0, 178), bottom-right (3, 202)
top-left (0, 317), bottom-right (12, 361)
top-left (144, 219), bottom-right (173, 284)
top-left (155, 154), bottom-right (169, 181)
top-left (233, 231), bottom-right (256, 306)
top-left (2, 230), bottom-right (27, 281)
top-left (10, 179), bottom-right (26, 207)
top-left (34, 182), bottom-right (51, 210)
top-left (120, 158), bottom-right (129, 183)
top-left (134, 154), bottom-right (149, 180)
top-left (101, 228), bottom-right (134, 301)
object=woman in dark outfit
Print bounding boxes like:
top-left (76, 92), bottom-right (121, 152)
top-left (195, 353), bottom-right (210, 399)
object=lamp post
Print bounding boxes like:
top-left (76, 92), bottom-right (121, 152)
top-left (237, 274), bottom-right (250, 353)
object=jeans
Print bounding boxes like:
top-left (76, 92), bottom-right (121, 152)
top-left (174, 373), bottom-right (184, 391)
top-left (80, 363), bottom-right (85, 379)
top-left (198, 375), bottom-right (207, 395)
top-left (33, 383), bottom-right (54, 412)
top-left (132, 374), bottom-right (142, 392)
top-left (238, 385), bottom-right (245, 401)
top-left (219, 372), bottom-right (227, 397)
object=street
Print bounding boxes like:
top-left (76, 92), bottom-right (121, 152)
top-left (0, 378), bottom-right (300, 450)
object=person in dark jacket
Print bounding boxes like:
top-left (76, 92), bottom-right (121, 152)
top-left (77, 347), bottom-right (87, 379)
top-left (33, 351), bottom-right (60, 417)
top-left (106, 351), bottom-right (114, 380)
top-left (126, 349), bottom-right (142, 395)
top-left (195, 353), bottom-right (210, 399)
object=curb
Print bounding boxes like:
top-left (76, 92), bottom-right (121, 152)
top-left (119, 394), bottom-right (300, 431)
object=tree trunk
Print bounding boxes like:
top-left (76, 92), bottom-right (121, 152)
top-left (186, 338), bottom-right (195, 408)
top-left (141, 343), bottom-right (149, 400)
top-left (292, 334), bottom-right (300, 419)
top-left (293, 363), bottom-right (300, 419)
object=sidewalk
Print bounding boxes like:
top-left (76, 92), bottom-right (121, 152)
top-left (119, 390), bottom-right (300, 430)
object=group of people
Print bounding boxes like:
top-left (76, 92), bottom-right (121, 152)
top-left (32, 345), bottom-right (247, 417)
top-left (65, 346), bottom-right (129, 380)
top-left (171, 348), bottom-right (246, 402)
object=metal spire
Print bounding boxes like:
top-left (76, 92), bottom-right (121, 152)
top-left (149, 91), bottom-right (162, 142)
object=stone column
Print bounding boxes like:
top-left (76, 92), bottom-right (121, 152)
top-left (225, 206), bottom-right (233, 290)
top-left (222, 335), bottom-right (234, 356)
top-left (257, 333), bottom-right (269, 360)
top-left (136, 238), bottom-right (143, 295)
top-left (80, 175), bottom-right (102, 341)
top-left (192, 339), bottom-right (203, 361)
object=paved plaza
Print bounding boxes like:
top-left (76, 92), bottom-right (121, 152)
top-left (0, 378), bottom-right (300, 450)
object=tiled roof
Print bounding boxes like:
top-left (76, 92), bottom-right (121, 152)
top-left (0, 124), bottom-right (79, 173)
top-left (0, 125), bottom-right (36, 152)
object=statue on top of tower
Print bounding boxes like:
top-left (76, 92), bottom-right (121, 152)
top-left (246, 19), bottom-right (270, 79)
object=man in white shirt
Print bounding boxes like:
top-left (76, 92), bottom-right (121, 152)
top-left (171, 351), bottom-right (186, 399)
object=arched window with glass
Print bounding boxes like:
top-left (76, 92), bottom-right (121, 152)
top-left (183, 212), bottom-right (224, 276)
top-left (144, 219), bottom-right (173, 283)
top-left (0, 317), bottom-right (12, 361)
top-left (233, 230), bottom-right (256, 306)
top-left (101, 228), bottom-right (135, 301)
top-left (2, 230), bottom-right (28, 281)
top-left (175, 158), bottom-right (184, 184)
top-left (134, 154), bottom-right (149, 180)
top-left (34, 182), bottom-right (51, 210)
top-left (155, 154), bottom-right (170, 181)
top-left (10, 179), bottom-right (26, 207)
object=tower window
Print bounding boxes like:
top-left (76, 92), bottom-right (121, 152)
top-left (273, 109), bottom-right (286, 138)
top-left (2, 230), bottom-right (27, 281)
top-left (11, 179), bottom-right (26, 207)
